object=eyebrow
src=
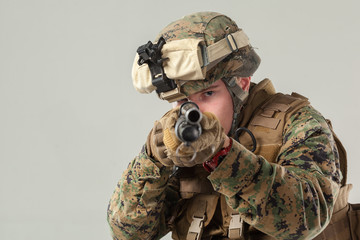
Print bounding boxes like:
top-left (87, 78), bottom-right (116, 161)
top-left (200, 84), bottom-right (219, 93)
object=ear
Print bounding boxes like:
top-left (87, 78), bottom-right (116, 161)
top-left (236, 76), bottom-right (251, 91)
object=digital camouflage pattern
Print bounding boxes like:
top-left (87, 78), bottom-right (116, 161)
top-left (156, 12), bottom-right (261, 97)
top-left (107, 80), bottom-right (342, 239)
top-left (209, 105), bottom-right (341, 239)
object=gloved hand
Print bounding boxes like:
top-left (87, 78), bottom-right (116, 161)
top-left (147, 107), bottom-right (226, 167)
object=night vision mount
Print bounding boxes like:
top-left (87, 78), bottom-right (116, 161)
top-left (136, 37), bottom-right (177, 94)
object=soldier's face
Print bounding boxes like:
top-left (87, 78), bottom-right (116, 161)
top-left (174, 80), bottom-right (234, 134)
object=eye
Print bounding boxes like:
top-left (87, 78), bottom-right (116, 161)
top-left (204, 91), bottom-right (214, 97)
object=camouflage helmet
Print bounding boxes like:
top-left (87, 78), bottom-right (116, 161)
top-left (156, 11), bottom-right (261, 97)
top-left (132, 11), bottom-right (261, 102)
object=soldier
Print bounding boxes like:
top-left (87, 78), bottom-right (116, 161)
top-left (107, 12), bottom-right (355, 239)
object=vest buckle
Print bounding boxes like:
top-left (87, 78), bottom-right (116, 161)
top-left (228, 213), bottom-right (244, 239)
top-left (187, 215), bottom-right (205, 240)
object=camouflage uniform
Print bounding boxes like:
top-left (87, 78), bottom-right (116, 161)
top-left (107, 79), bottom-right (342, 239)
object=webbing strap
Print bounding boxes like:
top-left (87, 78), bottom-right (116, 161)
top-left (222, 77), bottom-right (249, 136)
top-left (251, 115), bottom-right (281, 130)
top-left (206, 30), bottom-right (249, 66)
top-left (158, 83), bottom-right (186, 102)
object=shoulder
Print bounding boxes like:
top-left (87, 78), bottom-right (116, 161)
top-left (282, 105), bottom-right (335, 150)
top-left (285, 105), bottom-right (331, 135)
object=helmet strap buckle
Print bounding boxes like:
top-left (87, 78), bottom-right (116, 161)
top-left (226, 33), bottom-right (239, 52)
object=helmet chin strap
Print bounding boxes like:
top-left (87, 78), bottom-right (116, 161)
top-left (221, 77), bottom-right (249, 137)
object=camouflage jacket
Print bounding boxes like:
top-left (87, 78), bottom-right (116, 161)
top-left (107, 79), bottom-right (342, 239)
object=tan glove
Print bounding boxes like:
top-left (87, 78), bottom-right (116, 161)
top-left (147, 107), bottom-right (226, 167)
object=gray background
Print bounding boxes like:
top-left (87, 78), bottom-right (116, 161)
top-left (1, 0), bottom-right (359, 239)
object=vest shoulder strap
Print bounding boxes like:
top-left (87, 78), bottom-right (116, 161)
top-left (238, 92), bottom-right (310, 162)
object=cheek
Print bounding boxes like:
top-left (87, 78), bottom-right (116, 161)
top-left (218, 104), bottom-right (233, 134)
top-left (210, 96), bottom-right (233, 134)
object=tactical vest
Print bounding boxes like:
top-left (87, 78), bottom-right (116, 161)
top-left (168, 79), bottom-right (359, 240)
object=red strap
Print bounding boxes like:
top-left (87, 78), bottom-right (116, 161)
top-left (203, 138), bottom-right (233, 172)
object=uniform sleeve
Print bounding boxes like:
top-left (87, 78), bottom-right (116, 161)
top-left (208, 106), bottom-right (342, 239)
top-left (107, 145), bottom-right (179, 240)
